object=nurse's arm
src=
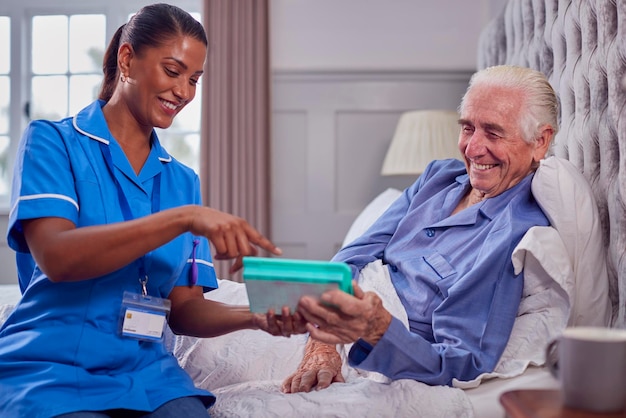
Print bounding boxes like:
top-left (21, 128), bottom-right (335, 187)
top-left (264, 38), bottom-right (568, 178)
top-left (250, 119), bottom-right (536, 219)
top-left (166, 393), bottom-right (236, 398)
top-left (21, 205), bottom-right (280, 283)
top-left (167, 284), bottom-right (307, 338)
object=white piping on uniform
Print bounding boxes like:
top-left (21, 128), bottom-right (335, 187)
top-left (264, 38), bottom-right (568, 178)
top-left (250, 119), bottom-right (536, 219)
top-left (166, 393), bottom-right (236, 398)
top-left (72, 115), bottom-right (109, 144)
top-left (10, 193), bottom-right (79, 218)
top-left (187, 258), bottom-right (214, 268)
top-left (73, 112), bottom-right (173, 164)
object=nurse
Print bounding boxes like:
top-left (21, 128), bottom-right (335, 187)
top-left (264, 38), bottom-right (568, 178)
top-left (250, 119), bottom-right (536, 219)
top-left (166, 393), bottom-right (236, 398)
top-left (0, 3), bottom-right (304, 417)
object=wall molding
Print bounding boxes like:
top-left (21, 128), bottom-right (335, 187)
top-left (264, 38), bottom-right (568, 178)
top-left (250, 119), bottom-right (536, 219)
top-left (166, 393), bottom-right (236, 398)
top-left (270, 68), bottom-right (472, 261)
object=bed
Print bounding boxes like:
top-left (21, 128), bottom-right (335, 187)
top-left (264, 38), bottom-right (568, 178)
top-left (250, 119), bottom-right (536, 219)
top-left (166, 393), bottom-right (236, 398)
top-left (1, 0), bottom-right (625, 416)
top-left (184, 0), bottom-right (626, 415)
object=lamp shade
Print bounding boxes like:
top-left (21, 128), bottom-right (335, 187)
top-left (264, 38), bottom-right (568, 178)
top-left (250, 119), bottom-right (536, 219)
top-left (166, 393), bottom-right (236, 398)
top-left (381, 110), bottom-right (461, 175)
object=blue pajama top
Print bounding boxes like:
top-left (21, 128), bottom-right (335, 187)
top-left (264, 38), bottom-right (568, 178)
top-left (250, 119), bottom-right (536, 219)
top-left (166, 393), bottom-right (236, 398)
top-left (0, 100), bottom-right (218, 417)
top-left (334, 159), bottom-right (549, 386)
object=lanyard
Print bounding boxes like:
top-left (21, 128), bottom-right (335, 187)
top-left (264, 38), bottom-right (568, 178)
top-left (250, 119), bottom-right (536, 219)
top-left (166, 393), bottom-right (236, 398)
top-left (99, 141), bottom-right (161, 296)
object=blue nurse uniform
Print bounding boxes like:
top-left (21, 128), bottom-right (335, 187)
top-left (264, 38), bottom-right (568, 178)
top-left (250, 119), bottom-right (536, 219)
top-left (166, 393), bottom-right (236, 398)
top-left (0, 100), bottom-right (218, 417)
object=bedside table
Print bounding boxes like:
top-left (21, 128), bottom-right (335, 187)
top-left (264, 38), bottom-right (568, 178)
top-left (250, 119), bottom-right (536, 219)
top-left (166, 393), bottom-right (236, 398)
top-left (500, 389), bottom-right (626, 418)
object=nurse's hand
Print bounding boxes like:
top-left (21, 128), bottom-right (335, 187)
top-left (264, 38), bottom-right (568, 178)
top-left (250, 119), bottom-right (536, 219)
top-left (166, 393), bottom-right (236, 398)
top-left (253, 305), bottom-right (308, 337)
top-left (187, 206), bottom-right (282, 273)
top-left (296, 282), bottom-right (392, 346)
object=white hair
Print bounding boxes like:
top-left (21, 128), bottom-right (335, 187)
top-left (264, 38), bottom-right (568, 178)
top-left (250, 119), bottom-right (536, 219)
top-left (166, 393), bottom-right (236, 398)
top-left (458, 65), bottom-right (560, 143)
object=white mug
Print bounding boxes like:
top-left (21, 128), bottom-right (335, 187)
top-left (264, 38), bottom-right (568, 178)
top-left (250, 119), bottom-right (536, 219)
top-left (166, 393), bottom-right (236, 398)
top-left (546, 326), bottom-right (626, 413)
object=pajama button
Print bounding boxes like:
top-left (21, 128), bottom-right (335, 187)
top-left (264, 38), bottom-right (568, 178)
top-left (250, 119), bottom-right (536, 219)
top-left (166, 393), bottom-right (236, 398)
top-left (426, 229), bottom-right (435, 237)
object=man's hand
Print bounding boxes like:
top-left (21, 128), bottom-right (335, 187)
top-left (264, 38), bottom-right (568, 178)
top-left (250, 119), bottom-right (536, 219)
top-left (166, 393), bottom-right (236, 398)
top-left (296, 281), bottom-right (392, 346)
top-left (281, 339), bottom-right (344, 393)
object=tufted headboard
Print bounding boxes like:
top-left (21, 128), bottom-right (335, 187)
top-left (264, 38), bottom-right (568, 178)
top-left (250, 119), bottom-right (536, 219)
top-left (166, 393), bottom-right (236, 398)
top-left (477, 0), bottom-right (625, 327)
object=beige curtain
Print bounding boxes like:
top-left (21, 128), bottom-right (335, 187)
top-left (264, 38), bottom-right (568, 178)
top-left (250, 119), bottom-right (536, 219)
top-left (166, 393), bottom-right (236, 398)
top-left (201, 0), bottom-right (271, 281)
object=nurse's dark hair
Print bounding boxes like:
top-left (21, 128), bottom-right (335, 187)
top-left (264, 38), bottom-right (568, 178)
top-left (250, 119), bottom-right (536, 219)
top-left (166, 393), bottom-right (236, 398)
top-left (99, 3), bottom-right (208, 102)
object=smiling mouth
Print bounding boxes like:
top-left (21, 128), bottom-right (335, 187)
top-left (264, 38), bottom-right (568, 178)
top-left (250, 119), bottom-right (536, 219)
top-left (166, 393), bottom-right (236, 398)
top-left (160, 99), bottom-right (180, 111)
top-left (472, 162), bottom-right (497, 171)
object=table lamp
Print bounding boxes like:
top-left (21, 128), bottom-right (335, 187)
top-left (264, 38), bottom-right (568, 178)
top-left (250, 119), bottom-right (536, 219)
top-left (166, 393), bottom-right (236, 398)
top-left (380, 110), bottom-right (461, 175)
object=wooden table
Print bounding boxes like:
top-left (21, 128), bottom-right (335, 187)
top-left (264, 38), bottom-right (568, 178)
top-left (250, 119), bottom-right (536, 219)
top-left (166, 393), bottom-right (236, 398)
top-left (500, 390), bottom-right (626, 418)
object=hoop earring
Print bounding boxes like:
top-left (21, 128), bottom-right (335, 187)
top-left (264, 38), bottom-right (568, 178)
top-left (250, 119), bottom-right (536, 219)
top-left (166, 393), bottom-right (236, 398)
top-left (120, 74), bottom-right (127, 82)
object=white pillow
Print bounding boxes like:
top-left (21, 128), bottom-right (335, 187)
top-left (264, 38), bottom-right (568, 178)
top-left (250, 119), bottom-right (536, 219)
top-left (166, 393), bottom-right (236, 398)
top-left (456, 157), bottom-right (612, 387)
top-left (454, 226), bottom-right (572, 388)
top-left (531, 156), bottom-right (611, 326)
top-left (342, 188), bottom-right (402, 247)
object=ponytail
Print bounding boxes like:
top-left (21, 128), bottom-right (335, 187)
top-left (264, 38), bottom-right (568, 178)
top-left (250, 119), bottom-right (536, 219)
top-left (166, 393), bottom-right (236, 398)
top-left (98, 24), bottom-right (125, 102)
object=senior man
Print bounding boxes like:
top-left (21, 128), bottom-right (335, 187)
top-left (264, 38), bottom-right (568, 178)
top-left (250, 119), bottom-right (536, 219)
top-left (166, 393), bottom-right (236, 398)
top-left (283, 65), bottom-right (558, 392)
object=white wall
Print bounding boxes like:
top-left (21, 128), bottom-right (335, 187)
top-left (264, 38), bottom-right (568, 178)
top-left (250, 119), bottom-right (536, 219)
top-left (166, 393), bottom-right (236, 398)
top-left (269, 71), bottom-right (473, 262)
top-left (270, 0), bottom-right (507, 71)
top-left (265, 0), bottom-right (510, 265)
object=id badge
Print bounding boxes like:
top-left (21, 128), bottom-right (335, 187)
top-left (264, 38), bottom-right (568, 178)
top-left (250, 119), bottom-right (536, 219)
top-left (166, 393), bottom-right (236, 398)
top-left (119, 291), bottom-right (171, 342)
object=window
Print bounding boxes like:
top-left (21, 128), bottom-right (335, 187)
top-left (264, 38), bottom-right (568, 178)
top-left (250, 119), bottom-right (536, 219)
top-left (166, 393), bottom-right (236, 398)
top-left (0, 17), bottom-right (10, 199)
top-left (0, 0), bottom-right (203, 212)
top-left (30, 14), bottom-right (106, 121)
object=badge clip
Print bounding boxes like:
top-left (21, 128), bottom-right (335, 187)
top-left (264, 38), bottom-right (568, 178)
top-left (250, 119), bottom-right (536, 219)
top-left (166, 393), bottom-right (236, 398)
top-left (119, 291), bottom-right (171, 342)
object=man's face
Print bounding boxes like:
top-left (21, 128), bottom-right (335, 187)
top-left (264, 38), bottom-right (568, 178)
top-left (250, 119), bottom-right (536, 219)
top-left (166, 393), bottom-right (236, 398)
top-left (458, 85), bottom-right (546, 197)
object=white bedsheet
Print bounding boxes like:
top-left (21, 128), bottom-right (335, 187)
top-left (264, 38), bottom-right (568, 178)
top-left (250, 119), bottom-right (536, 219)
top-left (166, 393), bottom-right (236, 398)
top-left (176, 277), bottom-right (477, 418)
top-left (174, 255), bottom-right (566, 418)
top-left (0, 284), bottom-right (21, 305)
top-left (0, 276), bottom-right (560, 418)
top-left (465, 366), bottom-right (559, 418)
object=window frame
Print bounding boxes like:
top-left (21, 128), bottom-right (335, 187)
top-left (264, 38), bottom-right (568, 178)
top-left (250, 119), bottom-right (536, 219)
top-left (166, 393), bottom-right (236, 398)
top-left (0, 0), bottom-right (203, 213)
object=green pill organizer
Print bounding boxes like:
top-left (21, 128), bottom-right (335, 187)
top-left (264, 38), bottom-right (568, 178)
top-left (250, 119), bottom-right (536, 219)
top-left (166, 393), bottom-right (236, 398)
top-left (242, 256), bottom-right (354, 314)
